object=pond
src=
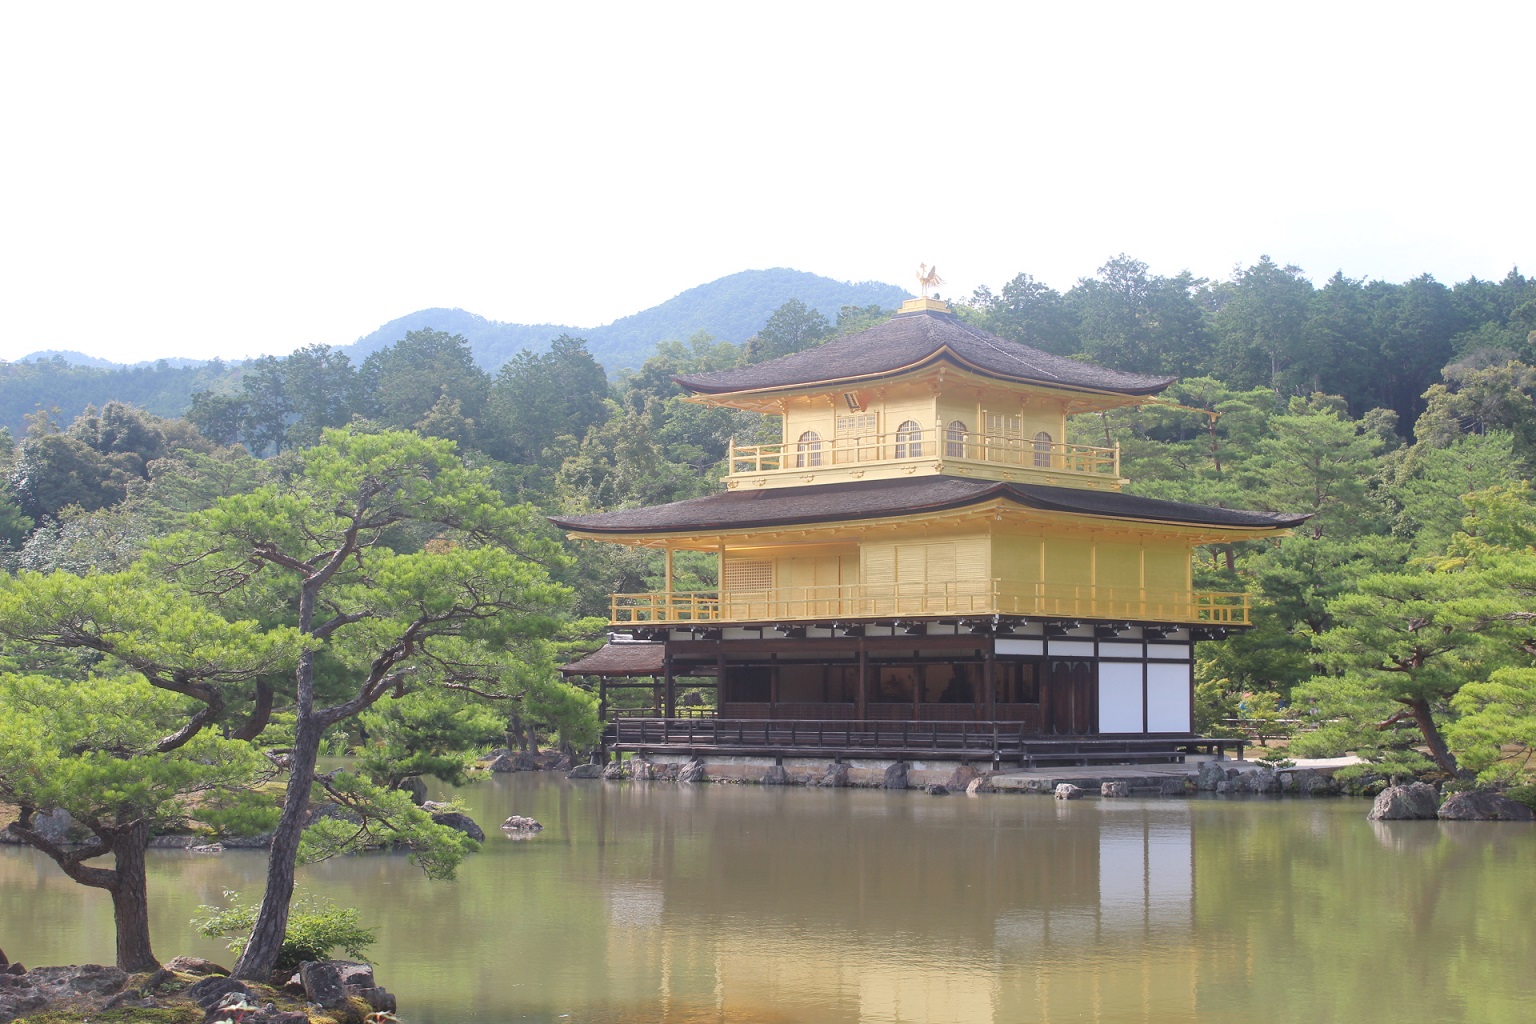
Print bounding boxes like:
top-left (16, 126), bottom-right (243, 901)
top-left (3, 773), bottom-right (1534, 1023)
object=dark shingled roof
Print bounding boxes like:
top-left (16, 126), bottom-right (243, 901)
top-left (559, 642), bottom-right (666, 676)
top-left (550, 477), bottom-right (1309, 535)
top-left (674, 308), bottom-right (1176, 396)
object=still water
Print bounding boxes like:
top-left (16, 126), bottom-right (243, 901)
top-left (3, 774), bottom-right (1534, 1023)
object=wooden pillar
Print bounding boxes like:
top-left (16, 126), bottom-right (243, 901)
top-left (912, 657), bottom-right (922, 721)
top-left (599, 675), bottom-right (608, 721)
top-left (663, 648), bottom-right (676, 719)
top-left (984, 643), bottom-right (996, 723)
top-left (856, 640), bottom-right (868, 720)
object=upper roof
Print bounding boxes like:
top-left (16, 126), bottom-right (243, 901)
top-left (674, 306), bottom-right (1177, 397)
top-left (550, 476), bottom-right (1309, 536)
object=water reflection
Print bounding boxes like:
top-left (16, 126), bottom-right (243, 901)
top-left (3, 776), bottom-right (1534, 1023)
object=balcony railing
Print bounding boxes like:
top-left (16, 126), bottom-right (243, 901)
top-left (729, 428), bottom-right (1119, 480)
top-left (610, 580), bottom-right (1250, 627)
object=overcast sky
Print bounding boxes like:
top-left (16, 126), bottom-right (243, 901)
top-left (1, 2), bottom-right (1530, 365)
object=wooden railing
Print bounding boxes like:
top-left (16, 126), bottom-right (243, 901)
top-left (606, 717), bottom-right (1245, 764)
top-left (610, 580), bottom-right (1250, 626)
top-left (729, 428), bottom-right (1119, 480)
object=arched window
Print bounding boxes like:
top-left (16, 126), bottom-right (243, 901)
top-left (894, 420), bottom-right (923, 459)
top-left (1033, 431), bottom-right (1053, 468)
top-left (945, 420), bottom-right (967, 458)
top-left (795, 430), bottom-right (823, 468)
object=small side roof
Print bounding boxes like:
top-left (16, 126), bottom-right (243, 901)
top-left (550, 477), bottom-right (1310, 535)
top-left (559, 642), bottom-right (666, 676)
top-left (674, 307), bottom-right (1176, 397)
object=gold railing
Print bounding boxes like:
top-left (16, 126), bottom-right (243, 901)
top-left (729, 428), bottom-right (1119, 478)
top-left (610, 580), bottom-right (1250, 626)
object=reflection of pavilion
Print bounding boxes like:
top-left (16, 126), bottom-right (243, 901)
top-left (588, 788), bottom-right (1200, 1023)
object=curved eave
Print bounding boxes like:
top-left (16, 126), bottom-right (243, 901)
top-left (676, 346), bottom-right (1175, 405)
top-left (552, 482), bottom-right (1309, 546)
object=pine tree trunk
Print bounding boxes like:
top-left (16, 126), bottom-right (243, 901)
top-left (233, 710), bottom-right (323, 980)
top-left (1409, 697), bottom-right (1459, 775)
top-left (109, 821), bottom-right (159, 973)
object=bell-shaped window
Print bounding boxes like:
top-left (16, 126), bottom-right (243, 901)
top-left (945, 420), bottom-right (967, 458)
top-left (795, 430), bottom-right (823, 468)
top-left (1033, 431), bottom-right (1053, 468)
top-left (894, 420), bottom-right (924, 459)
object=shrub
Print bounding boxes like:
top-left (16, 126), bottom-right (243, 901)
top-left (196, 889), bottom-right (376, 974)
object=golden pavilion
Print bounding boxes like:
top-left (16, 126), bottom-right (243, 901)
top-left (553, 296), bottom-right (1304, 769)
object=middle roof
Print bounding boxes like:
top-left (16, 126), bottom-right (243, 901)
top-left (674, 306), bottom-right (1177, 398)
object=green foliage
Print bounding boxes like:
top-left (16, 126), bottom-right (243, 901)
top-left (357, 688), bottom-right (507, 791)
top-left (0, 673), bottom-right (273, 830)
top-left (300, 772), bottom-right (478, 880)
top-left (1285, 723), bottom-right (1355, 759)
top-left (196, 889), bottom-right (376, 974)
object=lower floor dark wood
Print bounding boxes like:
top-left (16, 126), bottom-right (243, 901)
top-left (606, 716), bottom-right (1243, 767)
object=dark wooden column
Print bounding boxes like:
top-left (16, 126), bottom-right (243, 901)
top-left (984, 643), bottom-right (996, 723)
top-left (663, 653), bottom-right (676, 719)
top-left (856, 640), bottom-right (868, 720)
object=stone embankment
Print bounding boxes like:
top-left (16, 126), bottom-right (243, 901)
top-left (571, 755), bottom-right (1536, 821)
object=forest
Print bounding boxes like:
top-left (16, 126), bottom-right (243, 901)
top-left (2, 253), bottom-right (1535, 974)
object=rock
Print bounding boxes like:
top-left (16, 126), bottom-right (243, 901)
top-left (24, 964), bottom-right (127, 999)
top-left (164, 956), bottom-right (229, 976)
top-left (398, 776), bottom-right (428, 804)
top-left (760, 765), bottom-right (790, 786)
top-left (486, 751), bottom-right (542, 773)
top-left (299, 961), bottom-right (350, 1008)
top-left (923, 783), bottom-right (949, 795)
top-left (1054, 784), bottom-right (1082, 800)
top-left (0, 945), bottom-right (6, 967)
top-left (218, 831), bottom-right (275, 849)
top-left (4, 962), bottom-right (23, 975)
top-left (677, 760), bottom-right (707, 784)
top-left (149, 834), bottom-right (195, 848)
top-left (629, 759), bottom-right (656, 781)
top-left (1438, 789), bottom-right (1536, 821)
top-left (190, 842), bottom-right (225, 854)
top-left (567, 763), bottom-right (605, 779)
top-left (1368, 782), bottom-right (1440, 821)
top-left (299, 960), bottom-right (394, 1017)
top-left (1100, 780), bottom-right (1132, 798)
top-left (1243, 767), bottom-right (1281, 794)
top-left (1196, 760), bottom-right (1232, 792)
top-left (501, 815), bottom-right (543, 831)
top-left (965, 776), bottom-right (993, 796)
top-left (945, 765), bottom-right (981, 791)
top-left (818, 763), bottom-right (850, 788)
top-left (186, 974), bottom-right (254, 1011)
top-left (29, 808), bottom-right (76, 845)
top-left (1159, 777), bottom-right (1189, 796)
top-left (430, 811), bottom-right (486, 842)
top-left (882, 762), bottom-right (908, 790)
top-left (601, 763), bottom-right (627, 780)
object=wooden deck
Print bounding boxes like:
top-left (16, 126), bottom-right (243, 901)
top-left (607, 717), bottom-right (1243, 767)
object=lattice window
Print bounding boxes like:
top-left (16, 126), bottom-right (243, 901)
top-left (835, 413), bottom-right (878, 437)
top-left (894, 419), bottom-right (924, 458)
top-left (723, 559), bottom-right (773, 592)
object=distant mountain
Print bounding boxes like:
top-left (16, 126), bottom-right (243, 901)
top-left (17, 350), bottom-right (218, 370)
top-left (0, 268), bottom-right (909, 434)
top-left (345, 268), bottom-right (909, 372)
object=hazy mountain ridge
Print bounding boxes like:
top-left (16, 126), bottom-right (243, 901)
top-left (345, 268), bottom-right (909, 372)
top-left (0, 268), bottom-right (909, 433)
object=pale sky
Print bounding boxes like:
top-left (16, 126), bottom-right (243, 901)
top-left (1, 2), bottom-right (1530, 365)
